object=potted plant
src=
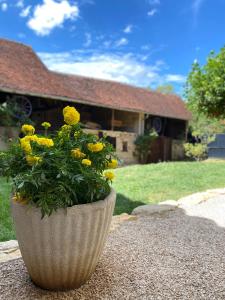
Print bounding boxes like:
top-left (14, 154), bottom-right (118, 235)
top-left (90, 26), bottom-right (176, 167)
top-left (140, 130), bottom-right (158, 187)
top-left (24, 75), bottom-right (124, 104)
top-left (0, 106), bottom-right (118, 290)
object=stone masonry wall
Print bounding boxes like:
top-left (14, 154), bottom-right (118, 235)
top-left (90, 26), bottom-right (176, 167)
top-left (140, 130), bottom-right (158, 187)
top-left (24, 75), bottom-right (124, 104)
top-left (84, 129), bottom-right (138, 165)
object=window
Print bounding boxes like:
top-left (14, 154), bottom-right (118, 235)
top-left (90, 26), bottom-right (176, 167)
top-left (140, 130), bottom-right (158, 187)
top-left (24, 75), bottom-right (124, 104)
top-left (122, 141), bottom-right (128, 152)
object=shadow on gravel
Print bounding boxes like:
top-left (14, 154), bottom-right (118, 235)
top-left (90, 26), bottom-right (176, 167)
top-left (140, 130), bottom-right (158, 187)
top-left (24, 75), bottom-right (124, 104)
top-left (114, 193), bottom-right (145, 215)
top-left (1, 205), bottom-right (225, 299)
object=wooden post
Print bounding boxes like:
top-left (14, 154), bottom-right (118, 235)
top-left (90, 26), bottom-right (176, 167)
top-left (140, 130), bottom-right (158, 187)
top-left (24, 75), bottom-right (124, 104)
top-left (138, 113), bottom-right (144, 135)
top-left (111, 109), bottom-right (114, 131)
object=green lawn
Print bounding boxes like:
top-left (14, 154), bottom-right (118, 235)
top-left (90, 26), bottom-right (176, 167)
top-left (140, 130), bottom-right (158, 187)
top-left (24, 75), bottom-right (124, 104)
top-left (1, 161), bottom-right (225, 241)
top-left (113, 161), bottom-right (225, 214)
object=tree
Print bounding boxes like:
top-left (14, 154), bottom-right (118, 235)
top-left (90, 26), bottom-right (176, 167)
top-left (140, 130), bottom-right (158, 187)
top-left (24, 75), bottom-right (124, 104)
top-left (156, 85), bottom-right (174, 94)
top-left (188, 110), bottom-right (225, 140)
top-left (186, 46), bottom-right (225, 118)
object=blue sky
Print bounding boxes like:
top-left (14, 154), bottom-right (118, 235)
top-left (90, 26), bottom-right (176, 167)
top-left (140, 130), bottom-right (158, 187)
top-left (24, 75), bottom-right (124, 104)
top-left (0, 0), bottom-right (224, 94)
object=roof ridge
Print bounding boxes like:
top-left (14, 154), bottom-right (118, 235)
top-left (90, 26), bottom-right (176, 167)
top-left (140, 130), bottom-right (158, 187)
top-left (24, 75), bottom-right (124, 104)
top-left (0, 38), bottom-right (32, 50)
top-left (52, 71), bottom-right (180, 99)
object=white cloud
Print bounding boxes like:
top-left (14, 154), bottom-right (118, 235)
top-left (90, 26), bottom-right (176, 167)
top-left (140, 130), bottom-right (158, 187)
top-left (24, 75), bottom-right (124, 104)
top-left (123, 24), bottom-right (133, 34)
top-left (148, 0), bottom-right (160, 4)
top-left (27, 0), bottom-right (79, 36)
top-left (165, 74), bottom-right (186, 83)
top-left (147, 9), bottom-right (157, 16)
top-left (38, 50), bottom-right (183, 89)
top-left (192, 0), bottom-right (204, 15)
top-left (20, 5), bottom-right (31, 17)
top-left (16, 0), bottom-right (24, 8)
top-left (192, 0), bottom-right (205, 26)
top-left (1, 2), bottom-right (7, 11)
top-left (115, 38), bottom-right (128, 47)
top-left (83, 33), bottom-right (92, 47)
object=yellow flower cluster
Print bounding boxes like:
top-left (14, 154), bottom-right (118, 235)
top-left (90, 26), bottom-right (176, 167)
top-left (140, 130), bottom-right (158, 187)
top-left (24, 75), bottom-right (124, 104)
top-left (41, 122), bottom-right (51, 129)
top-left (36, 138), bottom-right (54, 148)
top-left (26, 155), bottom-right (42, 166)
top-left (82, 159), bottom-right (92, 166)
top-left (87, 142), bottom-right (104, 152)
top-left (63, 106), bottom-right (80, 125)
top-left (20, 135), bottom-right (38, 154)
top-left (104, 171), bottom-right (115, 180)
top-left (107, 159), bottom-right (118, 169)
top-left (71, 148), bottom-right (86, 159)
top-left (21, 124), bottom-right (35, 136)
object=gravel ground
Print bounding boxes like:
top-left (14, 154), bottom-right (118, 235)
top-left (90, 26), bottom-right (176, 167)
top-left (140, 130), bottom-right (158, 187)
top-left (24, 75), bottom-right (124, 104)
top-left (1, 196), bottom-right (225, 300)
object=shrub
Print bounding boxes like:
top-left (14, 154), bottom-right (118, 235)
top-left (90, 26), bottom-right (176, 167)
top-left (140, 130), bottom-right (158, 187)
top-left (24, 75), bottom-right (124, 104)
top-left (134, 130), bottom-right (158, 164)
top-left (184, 143), bottom-right (207, 161)
top-left (0, 106), bottom-right (117, 216)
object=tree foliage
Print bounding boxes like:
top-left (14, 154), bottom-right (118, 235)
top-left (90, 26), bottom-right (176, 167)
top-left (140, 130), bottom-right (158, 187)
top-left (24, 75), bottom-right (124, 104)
top-left (156, 84), bottom-right (175, 94)
top-left (186, 46), bottom-right (225, 118)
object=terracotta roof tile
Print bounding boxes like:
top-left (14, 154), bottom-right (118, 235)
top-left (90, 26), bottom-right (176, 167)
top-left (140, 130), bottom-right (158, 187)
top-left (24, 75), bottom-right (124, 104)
top-left (0, 39), bottom-right (191, 120)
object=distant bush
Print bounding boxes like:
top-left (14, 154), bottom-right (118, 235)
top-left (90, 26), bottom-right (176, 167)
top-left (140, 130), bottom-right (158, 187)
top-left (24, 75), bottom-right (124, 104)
top-left (184, 143), bottom-right (207, 161)
top-left (134, 130), bottom-right (158, 164)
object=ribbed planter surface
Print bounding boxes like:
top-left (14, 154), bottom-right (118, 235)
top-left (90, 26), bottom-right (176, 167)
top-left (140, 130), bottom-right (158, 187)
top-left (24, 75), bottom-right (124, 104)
top-left (12, 189), bottom-right (116, 290)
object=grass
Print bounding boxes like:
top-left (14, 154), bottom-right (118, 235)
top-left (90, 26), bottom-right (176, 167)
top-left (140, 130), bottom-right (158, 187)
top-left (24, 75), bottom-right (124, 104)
top-left (0, 178), bottom-right (15, 241)
top-left (113, 161), bottom-right (225, 214)
top-left (1, 161), bottom-right (225, 241)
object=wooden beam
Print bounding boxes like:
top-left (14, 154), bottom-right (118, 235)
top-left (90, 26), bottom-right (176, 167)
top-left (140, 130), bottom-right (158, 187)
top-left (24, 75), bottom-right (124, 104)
top-left (111, 109), bottom-right (115, 131)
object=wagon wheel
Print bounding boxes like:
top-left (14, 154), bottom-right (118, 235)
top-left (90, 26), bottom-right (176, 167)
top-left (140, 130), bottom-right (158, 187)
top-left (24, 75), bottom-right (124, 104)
top-left (152, 117), bottom-right (162, 134)
top-left (6, 95), bottom-right (32, 119)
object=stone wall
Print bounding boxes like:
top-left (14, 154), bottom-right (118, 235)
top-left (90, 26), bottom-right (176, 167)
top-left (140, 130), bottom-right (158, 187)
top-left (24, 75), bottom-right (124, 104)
top-left (0, 127), bottom-right (19, 151)
top-left (85, 129), bottom-right (138, 165)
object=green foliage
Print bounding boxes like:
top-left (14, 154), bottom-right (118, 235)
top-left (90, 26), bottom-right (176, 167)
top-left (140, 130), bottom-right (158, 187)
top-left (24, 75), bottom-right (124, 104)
top-left (134, 130), bottom-right (158, 164)
top-left (188, 111), bottom-right (225, 140)
top-left (0, 102), bottom-right (32, 127)
top-left (0, 108), bottom-right (116, 217)
top-left (184, 143), bottom-right (207, 161)
top-left (156, 84), bottom-right (175, 94)
top-left (186, 47), bottom-right (225, 118)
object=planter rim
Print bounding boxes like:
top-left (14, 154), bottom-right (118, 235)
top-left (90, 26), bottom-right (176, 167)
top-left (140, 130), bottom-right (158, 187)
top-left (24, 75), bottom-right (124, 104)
top-left (12, 188), bottom-right (116, 217)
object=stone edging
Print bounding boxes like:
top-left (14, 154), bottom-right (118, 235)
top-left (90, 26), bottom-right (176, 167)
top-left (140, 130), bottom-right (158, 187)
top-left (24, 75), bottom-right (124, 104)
top-left (132, 188), bottom-right (225, 216)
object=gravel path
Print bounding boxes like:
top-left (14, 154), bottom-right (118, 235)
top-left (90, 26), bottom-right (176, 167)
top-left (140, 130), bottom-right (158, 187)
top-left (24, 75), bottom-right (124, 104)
top-left (1, 196), bottom-right (225, 299)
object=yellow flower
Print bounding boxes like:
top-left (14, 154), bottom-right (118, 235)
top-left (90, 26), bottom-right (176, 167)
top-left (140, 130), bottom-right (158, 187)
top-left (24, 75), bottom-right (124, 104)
top-left (20, 138), bottom-right (32, 154)
top-left (82, 159), bottom-right (92, 166)
top-left (41, 122), bottom-right (51, 129)
top-left (107, 159), bottom-right (118, 169)
top-left (87, 142), bottom-right (104, 152)
top-left (71, 148), bottom-right (86, 159)
top-left (104, 171), bottom-right (115, 181)
top-left (26, 155), bottom-right (42, 166)
top-left (36, 138), bottom-right (54, 147)
top-left (21, 124), bottom-right (35, 136)
top-left (23, 135), bottom-right (38, 142)
top-left (63, 106), bottom-right (80, 125)
top-left (13, 193), bottom-right (28, 205)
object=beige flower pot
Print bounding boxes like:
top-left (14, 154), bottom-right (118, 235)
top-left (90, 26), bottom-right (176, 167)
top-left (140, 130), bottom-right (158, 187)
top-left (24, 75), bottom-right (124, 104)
top-left (12, 189), bottom-right (116, 290)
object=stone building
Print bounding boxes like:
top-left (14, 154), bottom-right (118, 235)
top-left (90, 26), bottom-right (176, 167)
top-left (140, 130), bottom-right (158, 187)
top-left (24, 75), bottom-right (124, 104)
top-left (0, 39), bottom-right (191, 164)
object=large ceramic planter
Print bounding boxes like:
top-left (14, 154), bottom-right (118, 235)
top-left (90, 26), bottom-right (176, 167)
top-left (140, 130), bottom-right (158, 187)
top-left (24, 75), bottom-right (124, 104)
top-left (12, 189), bottom-right (116, 290)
